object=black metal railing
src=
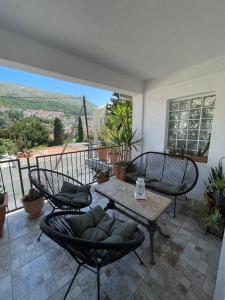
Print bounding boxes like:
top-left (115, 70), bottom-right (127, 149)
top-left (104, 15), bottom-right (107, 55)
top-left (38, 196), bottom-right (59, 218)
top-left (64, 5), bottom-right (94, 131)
top-left (0, 145), bottom-right (124, 213)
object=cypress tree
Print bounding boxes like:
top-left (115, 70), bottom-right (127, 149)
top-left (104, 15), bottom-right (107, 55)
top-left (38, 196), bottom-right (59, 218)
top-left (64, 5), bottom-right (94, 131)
top-left (77, 116), bottom-right (83, 142)
top-left (53, 117), bottom-right (64, 145)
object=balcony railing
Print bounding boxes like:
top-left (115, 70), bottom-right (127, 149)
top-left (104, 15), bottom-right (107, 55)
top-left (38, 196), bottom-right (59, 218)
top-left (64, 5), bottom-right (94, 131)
top-left (0, 145), bottom-right (124, 213)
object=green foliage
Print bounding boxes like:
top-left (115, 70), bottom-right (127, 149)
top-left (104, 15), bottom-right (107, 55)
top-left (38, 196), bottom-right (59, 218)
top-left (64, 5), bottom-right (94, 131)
top-left (93, 168), bottom-right (110, 181)
top-left (0, 96), bottom-right (96, 116)
top-left (53, 118), bottom-right (64, 146)
top-left (77, 117), bottom-right (84, 142)
top-left (97, 125), bottom-right (111, 146)
top-left (9, 117), bottom-right (49, 150)
top-left (0, 138), bottom-right (17, 156)
top-left (203, 208), bottom-right (221, 232)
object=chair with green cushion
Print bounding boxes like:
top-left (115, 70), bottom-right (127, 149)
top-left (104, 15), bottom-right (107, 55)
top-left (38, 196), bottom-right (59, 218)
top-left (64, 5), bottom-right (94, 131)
top-left (29, 168), bottom-right (92, 241)
top-left (40, 205), bottom-right (145, 300)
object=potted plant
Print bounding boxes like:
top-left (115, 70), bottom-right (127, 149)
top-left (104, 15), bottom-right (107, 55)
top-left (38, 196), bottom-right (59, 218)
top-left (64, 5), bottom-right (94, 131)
top-left (0, 189), bottom-right (8, 238)
top-left (205, 161), bottom-right (225, 210)
top-left (203, 207), bottom-right (223, 236)
top-left (21, 188), bottom-right (44, 220)
top-left (93, 169), bottom-right (110, 184)
top-left (114, 161), bottom-right (129, 181)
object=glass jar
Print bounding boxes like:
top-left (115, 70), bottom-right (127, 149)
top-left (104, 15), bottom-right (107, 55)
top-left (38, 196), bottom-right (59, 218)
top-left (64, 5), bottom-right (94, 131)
top-left (135, 178), bottom-right (146, 199)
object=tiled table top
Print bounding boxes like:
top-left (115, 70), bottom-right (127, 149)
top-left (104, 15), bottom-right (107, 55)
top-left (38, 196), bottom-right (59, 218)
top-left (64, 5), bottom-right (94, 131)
top-left (94, 179), bottom-right (172, 222)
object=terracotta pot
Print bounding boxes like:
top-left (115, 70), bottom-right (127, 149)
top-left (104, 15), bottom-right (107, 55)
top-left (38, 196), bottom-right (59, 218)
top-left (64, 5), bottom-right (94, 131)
top-left (109, 152), bottom-right (121, 174)
top-left (0, 193), bottom-right (8, 238)
top-left (98, 148), bottom-right (109, 161)
top-left (97, 177), bottom-right (109, 184)
top-left (115, 165), bottom-right (127, 181)
top-left (21, 196), bottom-right (44, 220)
top-left (205, 192), bottom-right (215, 212)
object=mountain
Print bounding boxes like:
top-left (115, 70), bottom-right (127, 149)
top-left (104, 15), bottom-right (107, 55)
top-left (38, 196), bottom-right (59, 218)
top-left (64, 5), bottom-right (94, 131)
top-left (0, 82), bottom-right (97, 115)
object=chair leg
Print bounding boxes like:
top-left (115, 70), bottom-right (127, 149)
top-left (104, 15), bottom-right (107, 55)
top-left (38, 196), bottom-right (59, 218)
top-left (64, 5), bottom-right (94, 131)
top-left (97, 265), bottom-right (100, 300)
top-left (63, 264), bottom-right (81, 300)
top-left (134, 250), bottom-right (144, 265)
top-left (173, 196), bottom-right (177, 218)
top-left (185, 194), bottom-right (188, 201)
top-left (37, 207), bottom-right (55, 242)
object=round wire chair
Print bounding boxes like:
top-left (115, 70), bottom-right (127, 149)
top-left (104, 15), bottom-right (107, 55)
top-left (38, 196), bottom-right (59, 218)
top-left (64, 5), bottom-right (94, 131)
top-left (41, 210), bottom-right (145, 300)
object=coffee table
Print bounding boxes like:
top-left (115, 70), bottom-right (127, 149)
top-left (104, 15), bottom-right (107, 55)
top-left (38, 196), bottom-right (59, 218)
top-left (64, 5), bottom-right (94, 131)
top-left (94, 178), bottom-right (172, 264)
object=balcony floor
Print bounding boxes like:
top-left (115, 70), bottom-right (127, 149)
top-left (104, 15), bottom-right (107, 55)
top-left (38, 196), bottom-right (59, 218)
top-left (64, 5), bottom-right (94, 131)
top-left (0, 190), bottom-right (222, 300)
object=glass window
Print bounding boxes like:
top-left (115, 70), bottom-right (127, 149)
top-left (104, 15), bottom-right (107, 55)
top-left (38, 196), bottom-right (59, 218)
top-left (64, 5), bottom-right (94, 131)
top-left (167, 94), bottom-right (215, 157)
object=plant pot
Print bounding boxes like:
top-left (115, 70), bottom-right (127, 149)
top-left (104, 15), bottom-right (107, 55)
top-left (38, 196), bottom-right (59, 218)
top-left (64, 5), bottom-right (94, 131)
top-left (205, 191), bottom-right (215, 212)
top-left (0, 193), bottom-right (8, 238)
top-left (97, 177), bottom-right (109, 184)
top-left (115, 165), bottom-right (127, 181)
top-left (98, 148), bottom-right (109, 161)
top-left (191, 156), bottom-right (208, 163)
top-left (21, 196), bottom-right (44, 220)
top-left (109, 152), bottom-right (121, 174)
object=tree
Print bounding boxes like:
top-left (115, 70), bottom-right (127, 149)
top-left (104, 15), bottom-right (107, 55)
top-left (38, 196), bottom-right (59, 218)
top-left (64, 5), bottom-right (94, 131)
top-left (0, 138), bottom-right (18, 156)
top-left (77, 117), bottom-right (83, 142)
top-left (53, 117), bottom-right (64, 146)
top-left (9, 117), bottom-right (49, 150)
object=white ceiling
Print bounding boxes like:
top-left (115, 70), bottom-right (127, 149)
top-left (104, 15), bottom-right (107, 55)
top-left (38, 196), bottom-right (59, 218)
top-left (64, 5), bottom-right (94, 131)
top-left (0, 0), bottom-right (225, 81)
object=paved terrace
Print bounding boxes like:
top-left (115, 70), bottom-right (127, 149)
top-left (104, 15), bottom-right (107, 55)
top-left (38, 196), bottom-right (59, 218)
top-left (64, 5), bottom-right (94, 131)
top-left (0, 189), bottom-right (222, 300)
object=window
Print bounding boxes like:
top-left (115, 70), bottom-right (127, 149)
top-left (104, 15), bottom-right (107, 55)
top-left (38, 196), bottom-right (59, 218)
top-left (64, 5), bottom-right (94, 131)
top-left (167, 94), bottom-right (215, 158)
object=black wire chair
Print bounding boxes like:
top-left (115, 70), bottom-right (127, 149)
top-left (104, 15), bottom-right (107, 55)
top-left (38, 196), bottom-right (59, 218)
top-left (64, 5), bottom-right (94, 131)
top-left (40, 210), bottom-right (145, 300)
top-left (125, 152), bottom-right (199, 217)
top-left (29, 168), bottom-right (92, 240)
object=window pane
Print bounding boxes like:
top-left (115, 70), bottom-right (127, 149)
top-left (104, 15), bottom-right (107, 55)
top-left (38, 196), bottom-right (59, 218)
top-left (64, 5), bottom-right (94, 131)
top-left (189, 120), bottom-right (199, 129)
top-left (177, 129), bottom-right (187, 139)
top-left (168, 130), bottom-right (176, 140)
top-left (187, 141), bottom-right (198, 151)
top-left (188, 130), bottom-right (199, 140)
top-left (202, 108), bottom-right (214, 119)
top-left (179, 100), bottom-right (190, 110)
top-left (189, 109), bottom-right (201, 119)
top-left (203, 95), bottom-right (215, 107)
top-left (169, 121), bottom-right (178, 129)
top-left (169, 101), bottom-right (179, 111)
top-left (179, 111), bottom-right (189, 120)
top-left (169, 111), bottom-right (179, 121)
top-left (177, 140), bottom-right (186, 150)
top-left (201, 119), bottom-right (213, 129)
top-left (199, 130), bottom-right (211, 141)
top-left (198, 141), bottom-right (210, 156)
top-left (191, 98), bottom-right (202, 108)
top-left (178, 121), bottom-right (188, 129)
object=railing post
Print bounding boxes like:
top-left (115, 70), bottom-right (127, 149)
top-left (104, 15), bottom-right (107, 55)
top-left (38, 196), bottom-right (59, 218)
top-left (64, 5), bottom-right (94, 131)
top-left (17, 159), bottom-right (25, 196)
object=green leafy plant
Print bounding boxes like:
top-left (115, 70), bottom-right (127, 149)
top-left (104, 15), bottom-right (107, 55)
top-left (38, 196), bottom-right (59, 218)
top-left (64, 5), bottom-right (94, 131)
top-left (0, 138), bottom-right (18, 156)
top-left (93, 169), bottom-right (110, 181)
top-left (203, 208), bottom-right (222, 233)
top-left (53, 117), bottom-right (64, 146)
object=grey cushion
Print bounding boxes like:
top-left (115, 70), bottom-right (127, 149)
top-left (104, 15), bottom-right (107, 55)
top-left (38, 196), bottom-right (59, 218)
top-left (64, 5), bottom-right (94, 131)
top-left (56, 191), bottom-right (89, 205)
top-left (126, 172), bottom-right (158, 184)
top-left (61, 181), bottom-right (78, 193)
top-left (67, 205), bottom-right (138, 243)
top-left (147, 181), bottom-right (184, 194)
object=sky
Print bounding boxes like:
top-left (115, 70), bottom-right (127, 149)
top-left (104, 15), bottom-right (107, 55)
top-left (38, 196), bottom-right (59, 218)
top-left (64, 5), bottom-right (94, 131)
top-left (0, 66), bottom-right (113, 107)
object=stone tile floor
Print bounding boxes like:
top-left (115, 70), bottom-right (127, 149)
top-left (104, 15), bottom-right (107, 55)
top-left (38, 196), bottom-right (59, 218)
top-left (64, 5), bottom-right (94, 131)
top-left (0, 190), bottom-right (222, 300)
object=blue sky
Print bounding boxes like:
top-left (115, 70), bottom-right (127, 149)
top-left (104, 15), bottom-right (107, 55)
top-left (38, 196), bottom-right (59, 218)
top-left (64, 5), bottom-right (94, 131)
top-left (0, 66), bottom-right (112, 107)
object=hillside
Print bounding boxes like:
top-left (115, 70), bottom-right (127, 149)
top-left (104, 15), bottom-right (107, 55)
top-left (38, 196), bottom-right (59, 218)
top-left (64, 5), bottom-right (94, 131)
top-left (0, 82), bottom-right (97, 115)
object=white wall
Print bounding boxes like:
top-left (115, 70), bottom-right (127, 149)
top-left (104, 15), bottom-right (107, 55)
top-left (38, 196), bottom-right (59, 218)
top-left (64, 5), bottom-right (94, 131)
top-left (143, 57), bottom-right (225, 199)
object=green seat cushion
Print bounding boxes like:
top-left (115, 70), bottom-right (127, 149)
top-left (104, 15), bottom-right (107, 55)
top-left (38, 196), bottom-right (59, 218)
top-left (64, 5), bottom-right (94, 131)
top-left (147, 181), bottom-right (184, 194)
top-left (67, 205), bottom-right (138, 243)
